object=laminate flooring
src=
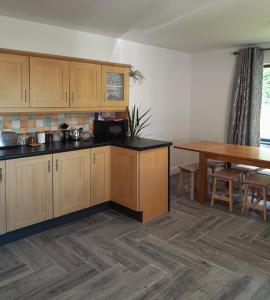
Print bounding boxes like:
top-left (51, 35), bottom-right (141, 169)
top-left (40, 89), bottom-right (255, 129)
top-left (1, 175), bottom-right (270, 299)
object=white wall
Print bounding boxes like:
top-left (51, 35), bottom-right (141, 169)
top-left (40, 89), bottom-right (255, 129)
top-left (190, 48), bottom-right (236, 142)
top-left (190, 43), bottom-right (270, 143)
top-left (0, 16), bottom-right (193, 170)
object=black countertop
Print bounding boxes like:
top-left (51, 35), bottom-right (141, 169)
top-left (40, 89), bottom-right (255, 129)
top-left (0, 137), bottom-right (172, 160)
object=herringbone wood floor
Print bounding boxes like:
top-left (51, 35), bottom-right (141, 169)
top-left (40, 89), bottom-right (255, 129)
top-left (1, 176), bottom-right (270, 299)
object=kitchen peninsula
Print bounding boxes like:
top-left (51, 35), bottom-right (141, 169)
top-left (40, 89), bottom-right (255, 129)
top-left (0, 137), bottom-right (171, 244)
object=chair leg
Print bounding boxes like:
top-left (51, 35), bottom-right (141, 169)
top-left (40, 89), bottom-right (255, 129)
top-left (229, 180), bottom-right (233, 212)
top-left (177, 170), bottom-right (183, 196)
top-left (238, 174), bottom-right (242, 199)
top-left (190, 172), bottom-right (195, 201)
top-left (263, 187), bottom-right (267, 222)
top-left (242, 184), bottom-right (248, 216)
top-left (211, 177), bottom-right (217, 208)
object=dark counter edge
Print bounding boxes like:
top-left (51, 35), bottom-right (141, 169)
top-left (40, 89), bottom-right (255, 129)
top-left (0, 137), bottom-right (173, 161)
top-left (0, 201), bottom-right (144, 245)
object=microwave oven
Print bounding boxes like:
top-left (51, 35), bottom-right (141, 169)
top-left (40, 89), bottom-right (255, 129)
top-left (93, 119), bottom-right (128, 140)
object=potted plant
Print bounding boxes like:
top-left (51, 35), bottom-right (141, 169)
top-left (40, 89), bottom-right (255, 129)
top-left (128, 105), bottom-right (151, 138)
top-left (129, 66), bottom-right (145, 84)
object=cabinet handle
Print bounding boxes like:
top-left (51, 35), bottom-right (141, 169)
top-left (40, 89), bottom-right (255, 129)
top-left (24, 90), bottom-right (28, 102)
top-left (48, 160), bottom-right (51, 173)
top-left (56, 159), bottom-right (59, 171)
top-left (93, 153), bottom-right (96, 164)
top-left (0, 168), bottom-right (2, 182)
top-left (65, 91), bottom-right (68, 102)
top-left (72, 92), bottom-right (74, 102)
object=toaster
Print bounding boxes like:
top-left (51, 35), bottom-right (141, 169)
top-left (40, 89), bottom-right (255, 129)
top-left (0, 131), bottom-right (19, 148)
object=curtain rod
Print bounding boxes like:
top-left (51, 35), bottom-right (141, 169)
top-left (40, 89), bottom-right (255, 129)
top-left (233, 47), bottom-right (270, 55)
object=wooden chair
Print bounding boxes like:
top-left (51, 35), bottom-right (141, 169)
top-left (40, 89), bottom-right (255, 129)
top-left (178, 163), bottom-right (199, 201)
top-left (211, 168), bottom-right (242, 212)
top-left (242, 174), bottom-right (270, 221)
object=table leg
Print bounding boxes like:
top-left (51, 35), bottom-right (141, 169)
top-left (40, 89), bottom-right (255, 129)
top-left (199, 152), bottom-right (207, 205)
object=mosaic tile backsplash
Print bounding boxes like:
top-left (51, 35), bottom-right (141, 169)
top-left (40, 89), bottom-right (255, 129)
top-left (0, 112), bottom-right (118, 134)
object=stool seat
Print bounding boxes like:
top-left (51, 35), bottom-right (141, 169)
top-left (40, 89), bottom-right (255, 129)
top-left (179, 163), bottom-right (199, 173)
top-left (244, 174), bottom-right (270, 187)
top-left (257, 169), bottom-right (270, 176)
top-left (233, 164), bottom-right (260, 173)
top-left (214, 169), bottom-right (242, 180)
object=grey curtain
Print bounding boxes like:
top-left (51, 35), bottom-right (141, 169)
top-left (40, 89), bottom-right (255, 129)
top-left (227, 47), bottom-right (264, 146)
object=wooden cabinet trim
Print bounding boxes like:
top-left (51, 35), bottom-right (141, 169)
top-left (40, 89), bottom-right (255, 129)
top-left (0, 48), bottom-right (130, 68)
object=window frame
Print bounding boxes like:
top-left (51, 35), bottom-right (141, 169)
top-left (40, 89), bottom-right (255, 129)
top-left (260, 64), bottom-right (270, 145)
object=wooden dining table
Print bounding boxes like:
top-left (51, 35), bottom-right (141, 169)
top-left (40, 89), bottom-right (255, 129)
top-left (174, 141), bottom-right (270, 204)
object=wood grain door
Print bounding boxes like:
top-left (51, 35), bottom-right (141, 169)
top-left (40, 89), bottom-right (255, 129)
top-left (111, 147), bottom-right (138, 210)
top-left (53, 150), bottom-right (90, 217)
top-left (70, 62), bottom-right (101, 107)
top-left (102, 65), bottom-right (129, 107)
top-left (30, 57), bottom-right (69, 107)
top-left (6, 155), bottom-right (53, 232)
top-left (0, 161), bottom-right (6, 234)
top-left (90, 146), bottom-right (110, 206)
top-left (0, 53), bottom-right (29, 107)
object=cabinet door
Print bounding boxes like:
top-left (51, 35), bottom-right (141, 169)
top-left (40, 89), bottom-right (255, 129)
top-left (111, 147), bottom-right (138, 210)
top-left (90, 146), bottom-right (110, 206)
top-left (53, 150), bottom-right (90, 217)
top-left (30, 57), bottom-right (69, 107)
top-left (0, 161), bottom-right (6, 234)
top-left (70, 62), bottom-right (101, 107)
top-left (0, 53), bottom-right (29, 107)
top-left (6, 155), bottom-right (53, 232)
top-left (102, 66), bottom-right (129, 107)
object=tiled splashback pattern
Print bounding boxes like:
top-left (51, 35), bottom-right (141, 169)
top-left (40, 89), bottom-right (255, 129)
top-left (0, 112), bottom-right (118, 133)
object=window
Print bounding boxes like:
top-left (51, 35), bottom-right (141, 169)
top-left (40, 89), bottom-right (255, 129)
top-left (260, 65), bottom-right (270, 144)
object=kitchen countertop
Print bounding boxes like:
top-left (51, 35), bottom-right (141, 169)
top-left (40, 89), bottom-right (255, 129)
top-left (0, 137), bottom-right (172, 160)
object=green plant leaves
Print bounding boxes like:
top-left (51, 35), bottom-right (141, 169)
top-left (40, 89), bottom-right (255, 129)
top-left (128, 105), bottom-right (151, 138)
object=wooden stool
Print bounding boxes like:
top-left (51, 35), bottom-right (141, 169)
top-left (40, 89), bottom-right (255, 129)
top-left (211, 168), bottom-right (242, 212)
top-left (242, 174), bottom-right (270, 221)
top-left (178, 163), bottom-right (199, 201)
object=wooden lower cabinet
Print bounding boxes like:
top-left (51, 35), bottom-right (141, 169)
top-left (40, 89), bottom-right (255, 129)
top-left (111, 146), bottom-right (168, 221)
top-left (6, 155), bottom-right (53, 232)
top-left (138, 147), bottom-right (168, 221)
top-left (111, 147), bottom-right (138, 210)
top-left (90, 146), bottom-right (111, 206)
top-left (0, 161), bottom-right (6, 234)
top-left (53, 149), bottom-right (90, 217)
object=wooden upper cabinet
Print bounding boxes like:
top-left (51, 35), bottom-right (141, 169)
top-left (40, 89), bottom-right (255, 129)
top-left (102, 65), bottom-right (129, 107)
top-left (0, 53), bottom-right (29, 107)
top-left (90, 146), bottom-right (111, 206)
top-left (70, 62), bottom-right (101, 107)
top-left (30, 57), bottom-right (69, 108)
top-left (6, 155), bottom-right (53, 232)
top-left (53, 150), bottom-right (90, 217)
top-left (0, 161), bottom-right (6, 234)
